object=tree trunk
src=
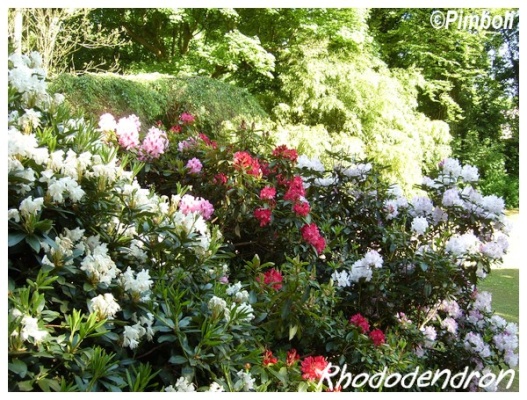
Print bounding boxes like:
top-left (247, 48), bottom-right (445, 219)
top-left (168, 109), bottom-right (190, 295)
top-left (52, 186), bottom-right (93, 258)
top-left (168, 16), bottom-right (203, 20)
top-left (13, 8), bottom-right (23, 55)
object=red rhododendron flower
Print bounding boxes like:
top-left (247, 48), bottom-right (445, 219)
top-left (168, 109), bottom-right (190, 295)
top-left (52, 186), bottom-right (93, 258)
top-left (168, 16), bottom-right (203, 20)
top-left (233, 151), bottom-right (261, 176)
top-left (260, 186), bottom-right (276, 201)
top-left (263, 349), bottom-right (278, 366)
top-left (301, 356), bottom-right (329, 381)
top-left (300, 223), bottom-right (326, 254)
top-left (199, 133), bottom-right (217, 148)
top-left (260, 160), bottom-right (271, 177)
top-left (313, 236), bottom-right (326, 254)
top-left (369, 328), bottom-right (386, 346)
top-left (286, 348), bottom-right (300, 367)
top-left (213, 173), bottom-right (228, 185)
top-left (272, 144), bottom-right (298, 163)
top-left (276, 174), bottom-right (288, 186)
top-left (261, 268), bottom-right (283, 290)
top-left (180, 112), bottom-right (195, 124)
top-left (284, 176), bottom-right (305, 202)
top-left (169, 125), bottom-right (182, 133)
top-left (301, 223), bottom-right (319, 242)
top-left (293, 201), bottom-right (310, 217)
top-left (349, 313), bottom-right (370, 334)
top-left (254, 207), bottom-right (272, 227)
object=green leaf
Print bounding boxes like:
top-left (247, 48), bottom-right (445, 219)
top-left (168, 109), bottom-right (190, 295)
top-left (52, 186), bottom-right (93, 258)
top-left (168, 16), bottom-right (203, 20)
top-left (18, 380), bottom-right (34, 391)
top-left (178, 316), bottom-right (191, 328)
top-left (169, 355), bottom-right (188, 364)
top-left (288, 324), bottom-right (298, 341)
top-left (281, 299), bottom-right (292, 320)
top-left (157, 334), bottom-right (177, 344)
top-left (8, 359), bottom-right (27, 377)
top-left (38, 378), bottom-right (62, 392)
top-left (8, 232), bottom-right (26, 247)
top-left (34, 219), bottom-right (53, 233)
top-left (25, 235), bottom-right (41, 253)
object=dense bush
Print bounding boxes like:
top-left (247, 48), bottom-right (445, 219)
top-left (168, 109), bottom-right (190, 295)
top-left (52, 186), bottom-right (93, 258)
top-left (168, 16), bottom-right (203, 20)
top-left (8, 53), bottom-right (518, 392)
top-left (50, 73), bottom-right (268, 135)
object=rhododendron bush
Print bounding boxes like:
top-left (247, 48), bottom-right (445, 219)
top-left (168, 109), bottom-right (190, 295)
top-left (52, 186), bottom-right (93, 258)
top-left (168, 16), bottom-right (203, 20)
top-left (8, 53), bottom-right (518, 392)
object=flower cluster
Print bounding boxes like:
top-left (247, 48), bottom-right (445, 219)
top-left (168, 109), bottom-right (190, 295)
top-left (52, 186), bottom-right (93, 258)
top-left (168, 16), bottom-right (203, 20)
top-left (263, 349), bottom-right (278, 366)
top-left (332, 249), bottom-right (383, 287)
top-left (296, 155), bottom-right (325, 172)
top-left (90, 293), bottom-right (121, 320)
top-left (349, 313), bottom-right (370, 333)
top-left (98, 114), bottom-right (169, 161)
top-left (10, 310), bottom-right (48, 344)
top-left (254, 207), bottom-right (272, 227)
top-left (300, 356), bottom-right (329, 381)
top-left (272, 144), bottom-right (298, 163)
top-left (178, 193), bottom-right (215, 220)
top-left (115, 114), bottom-right (140, 149)
top-left (258, 268), bottom-right (284, 291)
top-left (349, 313), bottom-right (385, 346)
top-left (233, 151), bottom-right (261, 176)
top-left (300, 223), bottom-right (326, 254)
top-left (120, 267), bottom-right (153, 302)
top-left (138, 126), bottom-right (168, 160)
top-left (260, 186), bottom-right (276, 201)
top-left (186, 157), bottom-right (203, 174)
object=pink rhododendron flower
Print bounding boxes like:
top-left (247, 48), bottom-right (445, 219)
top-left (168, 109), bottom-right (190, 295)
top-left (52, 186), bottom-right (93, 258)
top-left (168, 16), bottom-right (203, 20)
top-left (178, 137), bottom-right (198, 152)
top-left (179, 194), bottom-right (214, 220)
top-left (186, 157), bottom-right (203, 174)
top-left (369, 329), bottom-right (386, 346)
top-left (254, 207), bottom-right (272, 227)
top-left (301, 356), bottom-right (329, 381)
top-left (180, 112), bottom-right (195, 124)
top-left (260, 186), bottom-right (276, 201)
top-left (116, 115), bottom-right (141, 150)
top-left (349, 313), bottom-right (370, 334)
top-left (139, 127), bottom-right (168, 160)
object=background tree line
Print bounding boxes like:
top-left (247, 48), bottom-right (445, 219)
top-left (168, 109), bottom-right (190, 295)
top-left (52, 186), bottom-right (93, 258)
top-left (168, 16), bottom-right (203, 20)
top-left (7, 8), bottom-right (519, 206)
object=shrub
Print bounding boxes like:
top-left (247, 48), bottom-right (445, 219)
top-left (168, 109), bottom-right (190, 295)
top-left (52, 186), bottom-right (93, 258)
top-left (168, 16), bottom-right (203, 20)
top-left (49, 73), bottom-right (269, 135)
top-left (8, 53), bottom-right (518, 392)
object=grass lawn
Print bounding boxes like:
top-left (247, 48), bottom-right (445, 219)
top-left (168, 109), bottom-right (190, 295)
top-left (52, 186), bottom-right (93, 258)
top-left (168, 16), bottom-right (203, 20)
top-left (478, 268), bottom-right (519, 392)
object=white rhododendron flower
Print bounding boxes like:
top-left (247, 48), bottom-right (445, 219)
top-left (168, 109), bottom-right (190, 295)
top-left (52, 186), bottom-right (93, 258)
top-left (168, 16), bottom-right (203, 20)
top-left (90, 293), bottom-right (121, 319)
top-left (411, 216), bottom-right (429, 235)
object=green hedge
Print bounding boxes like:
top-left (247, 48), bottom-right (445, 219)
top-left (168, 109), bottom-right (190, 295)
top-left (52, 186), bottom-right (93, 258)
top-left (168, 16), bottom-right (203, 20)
top-left (50, 73), bottom-right (269, 135)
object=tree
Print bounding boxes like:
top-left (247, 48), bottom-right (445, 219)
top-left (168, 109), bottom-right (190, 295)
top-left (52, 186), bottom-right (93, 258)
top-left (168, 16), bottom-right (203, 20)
top-left (8, 8), bottom-right (126, 75)
top-left (368, 8), bottom-right (519, 206)
top-left (81, 8), bottom-right (275, 79)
